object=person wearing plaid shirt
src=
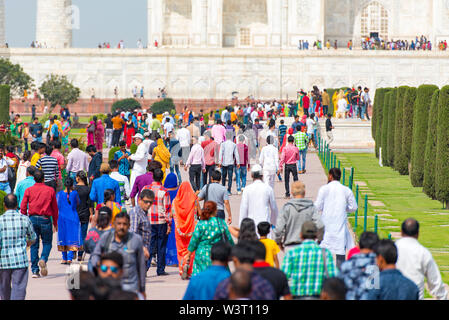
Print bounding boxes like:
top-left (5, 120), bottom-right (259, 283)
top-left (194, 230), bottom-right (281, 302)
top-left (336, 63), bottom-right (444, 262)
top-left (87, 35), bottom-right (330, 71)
top-left (142, 169), bottom-right (172, 276)
top-left (129, 189), bottom-right (153, 269)
top-left (0, 194), bottom-right (37, 300)
top-left (282, 221), bottom-right (338, 299)
top-left (293, 126), bottom-right (309, 174)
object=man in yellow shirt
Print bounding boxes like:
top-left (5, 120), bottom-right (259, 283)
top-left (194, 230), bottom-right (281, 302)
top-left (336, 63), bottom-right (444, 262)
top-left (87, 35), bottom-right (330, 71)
top-left (322, 89), bottom-right (330, 116)
top-left (31, 142), bottom-right (46, 166)
top-left (111, 113), bottom-right (125, 147)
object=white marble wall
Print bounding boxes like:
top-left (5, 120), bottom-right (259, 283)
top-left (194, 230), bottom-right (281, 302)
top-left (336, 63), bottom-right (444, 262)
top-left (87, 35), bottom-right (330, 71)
top-left (36, 0), bottom-right (72, 48)
top-left (0, 0), bottom-right (5, 47)
top-left (4, 48), bottom-right (449, 100)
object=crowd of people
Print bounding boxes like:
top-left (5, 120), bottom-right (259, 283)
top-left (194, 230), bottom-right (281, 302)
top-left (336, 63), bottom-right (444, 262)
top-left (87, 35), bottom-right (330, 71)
top-left (361, 35), bottom-right (438, 51)
top-left (0, 95), bottom-right (446, 301)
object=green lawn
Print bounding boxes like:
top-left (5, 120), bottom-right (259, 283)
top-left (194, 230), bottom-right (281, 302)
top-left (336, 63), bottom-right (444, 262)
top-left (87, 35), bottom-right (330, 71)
top-left (331, 153), bottom-right (449, 284)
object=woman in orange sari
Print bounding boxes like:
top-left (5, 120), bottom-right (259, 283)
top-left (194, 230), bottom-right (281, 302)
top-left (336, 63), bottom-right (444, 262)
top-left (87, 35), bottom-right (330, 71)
top-left (172, 181), bottom-right (201, 279)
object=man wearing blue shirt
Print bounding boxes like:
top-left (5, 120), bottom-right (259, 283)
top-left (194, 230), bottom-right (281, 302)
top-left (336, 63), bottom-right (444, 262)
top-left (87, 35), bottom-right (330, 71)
top-left (89, 163), bottom-right (122, 206)
top-left (183, 242), bottom-right (231, 300)
top-left (15, 166), bottom-right (36, 208)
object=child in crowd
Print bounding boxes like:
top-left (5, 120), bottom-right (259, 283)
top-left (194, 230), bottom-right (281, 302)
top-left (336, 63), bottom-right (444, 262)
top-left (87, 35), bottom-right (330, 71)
top-left (257, 222), bottom-right (280, 268)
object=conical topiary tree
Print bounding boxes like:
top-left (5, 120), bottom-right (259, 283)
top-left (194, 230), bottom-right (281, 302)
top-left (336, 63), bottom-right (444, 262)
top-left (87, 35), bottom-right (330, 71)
top-left (410, 85), bottom-right (438, 187)
top-left (375, 88), bottom-right (391, 159)
top-left (393, 86), bottom-right (408, 171)
top-left (381, 91), bottom-right (392, 166)
top-left (0, 85), bottom-right (10, 124)
top-left (397, 87), bottom-right (417, 175)
top-left (435, 86), bottom-right (449, 209)
top-left (423, 90), bottom-right (440, 200)
top-left (372, 89), bottom-right (380, 141)
top-left (387, 88), bottom-right (398, 167)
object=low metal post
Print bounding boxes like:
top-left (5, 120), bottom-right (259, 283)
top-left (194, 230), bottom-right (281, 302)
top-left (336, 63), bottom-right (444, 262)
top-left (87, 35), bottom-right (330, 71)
top-left (374, 214), bottom-right (378, 234)
top-left (338, 160), bottom-right (341, 170)
top-left (342, 168), bottom-right (346, 186)
top-left (363, 194), bottom-right (368, 232)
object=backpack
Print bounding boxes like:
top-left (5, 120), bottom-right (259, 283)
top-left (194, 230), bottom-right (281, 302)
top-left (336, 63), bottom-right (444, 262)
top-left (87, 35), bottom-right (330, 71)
top-left (102, 230), bottom-right (134, 254)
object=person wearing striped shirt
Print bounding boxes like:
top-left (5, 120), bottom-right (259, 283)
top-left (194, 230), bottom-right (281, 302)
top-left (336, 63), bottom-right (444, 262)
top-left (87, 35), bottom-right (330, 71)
top-left (35, 145), bottom-right (59, 191)
top-left (293, 126), bottom-right (309, 174)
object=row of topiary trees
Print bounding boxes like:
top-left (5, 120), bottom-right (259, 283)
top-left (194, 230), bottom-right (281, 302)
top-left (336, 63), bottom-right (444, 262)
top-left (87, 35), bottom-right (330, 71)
top-left (372, 85), bottom-right (449, 209)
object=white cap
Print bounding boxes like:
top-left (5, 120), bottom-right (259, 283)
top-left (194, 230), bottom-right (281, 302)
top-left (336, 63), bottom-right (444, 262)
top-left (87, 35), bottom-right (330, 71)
top-left (132, 133), bottom-right (144, 140)
top-left (251, 164), bottom-right (262, 174)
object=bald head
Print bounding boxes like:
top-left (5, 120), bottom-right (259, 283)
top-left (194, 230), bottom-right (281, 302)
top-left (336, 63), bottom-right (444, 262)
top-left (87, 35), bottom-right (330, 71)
top-left (401, 218), bottom-right (419, 238)
top-left (229, 269), bottom-right (252, 300)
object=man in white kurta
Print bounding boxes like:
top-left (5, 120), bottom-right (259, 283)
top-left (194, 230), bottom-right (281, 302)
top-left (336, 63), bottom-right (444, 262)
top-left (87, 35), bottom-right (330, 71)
top-left (396, 218), bottom-right (448, 300)
top-left (259, 136), bottom-right (279, 190)
top-left (239, 165), bottom-right (279, 236)
top-left (129, 134), bottom-right (149, 191)
top-left (314, 168), bottom-right (357, 268)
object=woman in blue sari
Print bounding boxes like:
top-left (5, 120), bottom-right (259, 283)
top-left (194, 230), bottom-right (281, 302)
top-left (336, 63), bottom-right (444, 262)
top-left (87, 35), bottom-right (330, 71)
top-left (164, 173), bottom-right (179, 267)
top-left (57, 177), bottom-right (82, 264)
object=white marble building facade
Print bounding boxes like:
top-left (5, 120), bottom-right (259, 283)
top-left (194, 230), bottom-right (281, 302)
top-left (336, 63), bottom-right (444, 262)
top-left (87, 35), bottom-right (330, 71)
top-left (3, 48), bottom-right (449, 99)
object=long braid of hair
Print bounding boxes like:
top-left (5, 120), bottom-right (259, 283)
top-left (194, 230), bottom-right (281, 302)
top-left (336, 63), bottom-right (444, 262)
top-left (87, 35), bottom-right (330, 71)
top-left (65, 177), bottom-right (74, 205)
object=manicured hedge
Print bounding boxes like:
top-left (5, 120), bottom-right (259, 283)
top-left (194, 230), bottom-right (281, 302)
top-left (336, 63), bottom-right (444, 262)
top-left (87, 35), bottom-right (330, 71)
top-left (381, 91), bottom-right (392, 167)
top-left (387, 88), bottom-right (398, 167)
top-left (423, 90), bottom-right (440, 200)
top-left (435, 86), bottom-right (449, 209)
top-left (397, 86), bottom-right (417, 175)
top-left (112, 98), bottom-right (141, 113)
top-left (410, 85), bottom-right (438, 187)
top-left (0, 85), bottom-right (10, 124)
top-left (151, 98), bottom-right (176, 115)
top-left (393, 86), bottom-right (408, 171)
top-left (374, 88), bottom-right (390, 159)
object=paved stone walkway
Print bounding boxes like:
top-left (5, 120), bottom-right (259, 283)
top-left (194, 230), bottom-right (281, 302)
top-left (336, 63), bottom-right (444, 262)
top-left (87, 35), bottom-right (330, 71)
top-left (25, 152), bottom-right (328, 300)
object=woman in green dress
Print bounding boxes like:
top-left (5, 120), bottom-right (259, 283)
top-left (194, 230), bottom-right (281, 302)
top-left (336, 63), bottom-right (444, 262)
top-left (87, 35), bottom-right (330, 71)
top-left (185, 201), bottom-right (234, 277)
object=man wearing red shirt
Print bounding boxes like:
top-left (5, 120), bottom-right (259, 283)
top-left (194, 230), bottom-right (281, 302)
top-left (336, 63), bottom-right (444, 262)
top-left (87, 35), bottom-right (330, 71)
top-left (302, 94), bottom-right (310, 117)
top-left (278, 135), bottom-right (300, 198)
top-left (201, 131), bottom-right (218, 185)
top-left (20, 170), bottom-right (58, 278)
top-left (142, 168), bottom-right (172, 276)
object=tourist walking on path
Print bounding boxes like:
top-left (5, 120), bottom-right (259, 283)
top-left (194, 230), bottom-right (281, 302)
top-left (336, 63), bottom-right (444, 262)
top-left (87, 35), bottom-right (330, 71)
top-left (367, 240), bottom-right (419, 300)
top-left (91, 212), bottom-right (146, 299)
top-left (66, 139), bottom-right (89, 181)
top-left (89, 163), bottom-right (122, 208)
top-left (74, 171), bottom-right (92, 262)
top-left (185, 137), bottom-right (205, 192)
top-left (315, 168), bottom-right (357, 269)
top-left (14, 151), bottom-right (31, 191)
top-left (325, 114), bottom-right (334, 150)
top-left (214, 241), bottom-right (276, 300)
top-left (282, 222), bottom-right (338, 300)
top-left (20, 170), bottom-right (58, 278)
top-left (56, 177), bottom-right (81, 265)
top-left (124, 115), bottom-right (136, 148)
top-left (111, 113), bottom-right (125, 147)
top-left (87, 145), bottom-right (102, 182)
top-left (183, 242), bottom-right (232, 300)
top-left (274, 181), bottom-right (323, 253)
top-left (15, 166), bottom-right (35, 208)
top-left (95, 119), bottom-right (105, 152)
top-left (259, 136), bottom-right (279, 190)
top-left (109, 160), bottom-right (130, 206)
top-left (201, 131), bottom-right (218, 185)
top-left (176, 124), bottom-right (191, 165)
top-left (152, 138), bottom-right (171, 181)
top-left (130, 161), bottom-right (157, 207)
top-left (172, 181), bottom-right (200, 279)
top-left (0, 194), bottom-right (36, 300)
top-left (129, 133), bottom-right (149, 190)
top-left (35, 145), bottom-right (59, 191)
top-left (239, 165), bottom-right (278, 234)
top-left (185, 201), bottom-right (234, 277)
top-left (113, 141), bottom-right (131, 181)
top-left (104, 114), bottom-right (113, 148)
top-left (61, 118), bottom-right (71, 153)
top-left (339, 231), bottom-right (379, 300)
top-left (83, 206), bottom-right (112, 268)
top-left (243, 124), bottom-right (258, 161)
top-left (143, 169), bottom-right (172, 276)
top-left (87, 117), bottom-right (96, 146)
top-left (218, 131), bottom-right (240, 195)
top-left (168, 131), bottom-right (182, 184)
top-left (197, 170), bottom-right (232, 223)
top-left (163, 173), bottom-right (180, 267)
top-left (279, 135), bottom-right (299, 198)
top-left (50, 141), bottom-right (66, 192)
top-left (395, 218), bottom-right (448, 300)
top-left (293, 126), bottom-right (309, 174)
top-left (235, 135), bottom-right (249, 195)
top-left (0, 149), bottom-right (16, 194)
top-left (211, 119), bottom-right (226, 145)
top-left (129, 189), bottom-right (153, 270)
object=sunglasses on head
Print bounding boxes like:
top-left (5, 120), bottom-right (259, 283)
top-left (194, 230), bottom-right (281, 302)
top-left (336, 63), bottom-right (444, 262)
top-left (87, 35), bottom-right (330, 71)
top-left (100, 265), bottom-right (119, 274)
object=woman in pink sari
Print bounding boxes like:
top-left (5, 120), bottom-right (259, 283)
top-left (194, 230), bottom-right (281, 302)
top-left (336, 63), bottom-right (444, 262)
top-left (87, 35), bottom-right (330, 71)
top-left (86, 116), bottom-right (96, 146)
top-left (95, 119), bottom-right (105, 152)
